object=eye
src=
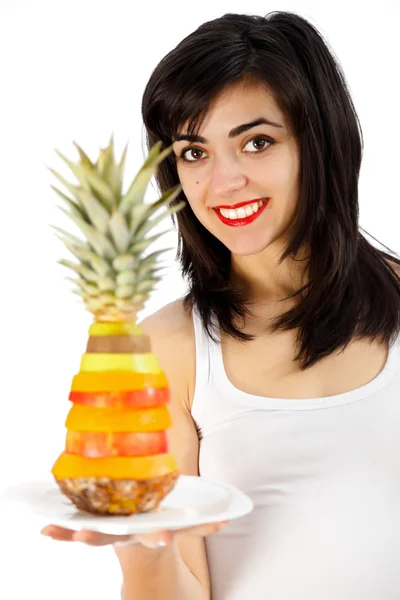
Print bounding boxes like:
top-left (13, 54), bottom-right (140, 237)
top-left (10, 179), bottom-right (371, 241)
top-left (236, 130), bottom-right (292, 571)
top-left (178, 147), bottom-right (205, 163)
top-left (177, 135), bottom-right (274, 164)
top-left (243, 136), bottom-right (273, 153)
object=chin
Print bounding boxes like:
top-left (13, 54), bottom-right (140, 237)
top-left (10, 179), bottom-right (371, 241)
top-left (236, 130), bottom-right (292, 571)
top-left (222, 236), bottom-right (274, 256)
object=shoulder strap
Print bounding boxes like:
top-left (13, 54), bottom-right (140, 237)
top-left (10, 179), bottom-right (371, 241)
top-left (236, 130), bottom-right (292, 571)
top-left (192, 305), bottom-right (213, 387)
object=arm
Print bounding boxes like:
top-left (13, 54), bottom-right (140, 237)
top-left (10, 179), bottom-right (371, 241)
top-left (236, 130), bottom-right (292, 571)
top-left (117, 539), bottom-right (208, 600)
top-left (113, 300), bottom-right (211, 600)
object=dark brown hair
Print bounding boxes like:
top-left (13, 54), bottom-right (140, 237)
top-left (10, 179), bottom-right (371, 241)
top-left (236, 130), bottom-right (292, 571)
top-left (141, 10), bottom-right (400, 369)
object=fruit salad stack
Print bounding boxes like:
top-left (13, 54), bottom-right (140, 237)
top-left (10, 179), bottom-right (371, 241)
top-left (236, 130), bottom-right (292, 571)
top-left (49, 137), bottom-right (185, 515)
top-left (52, 320), bottom-right (179, 514)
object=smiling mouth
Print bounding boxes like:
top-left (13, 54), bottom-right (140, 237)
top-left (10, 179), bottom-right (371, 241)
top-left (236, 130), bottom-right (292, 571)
top-left (213, 198), bottom-right (270, 227)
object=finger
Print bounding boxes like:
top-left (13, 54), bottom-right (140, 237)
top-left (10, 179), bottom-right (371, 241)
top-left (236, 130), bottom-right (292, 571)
top-left (132, 521), bottom-right (229, 549)
top-left (72, 529), bottom-right (138, 547)
top-left (40, 525), bottom-right (76, 541)
top-left (117, 521), bottom-right (229, 548)
top-left (176, 520), bottom-right (230, 537)
top-left (135, 530), bottom-right (175, 548)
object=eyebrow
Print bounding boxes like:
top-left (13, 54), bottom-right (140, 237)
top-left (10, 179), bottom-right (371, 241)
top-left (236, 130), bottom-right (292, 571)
top-left (172, 117), bottom-right (284, 143)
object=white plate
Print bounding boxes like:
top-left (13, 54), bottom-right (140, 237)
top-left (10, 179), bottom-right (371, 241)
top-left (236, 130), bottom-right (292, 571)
top-left (0, 475), bottom-right (253, 535)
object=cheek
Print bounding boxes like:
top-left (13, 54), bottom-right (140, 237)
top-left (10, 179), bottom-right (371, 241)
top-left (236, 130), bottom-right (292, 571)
top-left (178, 172), bottom-right (204, 211)
top-left (177, 167), bottom-right (195, 195)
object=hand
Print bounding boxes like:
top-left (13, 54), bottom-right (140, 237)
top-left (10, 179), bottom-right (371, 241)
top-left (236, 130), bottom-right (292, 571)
top-left (40, 520), bottom-right (230, 549)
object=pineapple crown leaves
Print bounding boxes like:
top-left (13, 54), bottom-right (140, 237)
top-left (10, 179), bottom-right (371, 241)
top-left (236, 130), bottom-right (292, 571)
top-left (49, 136), bottom-right (185, 317)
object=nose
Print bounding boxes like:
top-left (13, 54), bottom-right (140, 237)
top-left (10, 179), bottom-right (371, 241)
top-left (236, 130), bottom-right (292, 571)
top-left (210, 159), bottom-right (247, 198)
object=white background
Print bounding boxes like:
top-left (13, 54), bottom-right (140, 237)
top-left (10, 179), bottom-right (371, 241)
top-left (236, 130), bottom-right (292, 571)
top-left (0, 0), bottom-right (399, 598)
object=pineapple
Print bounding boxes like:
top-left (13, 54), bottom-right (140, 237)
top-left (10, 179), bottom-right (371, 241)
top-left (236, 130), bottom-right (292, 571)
top-left (49, 136), bottom-right (185, 515)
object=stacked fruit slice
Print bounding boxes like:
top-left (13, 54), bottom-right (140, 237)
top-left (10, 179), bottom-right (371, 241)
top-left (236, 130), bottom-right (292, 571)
top-left (51, 321), bottom-right (179, 515)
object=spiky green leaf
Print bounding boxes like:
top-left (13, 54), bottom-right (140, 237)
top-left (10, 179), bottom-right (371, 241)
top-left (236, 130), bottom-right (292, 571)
top-left (109, 211), bottom-right (131, 254)
top-left (140, 248), bottom-right (173, 266)
top-left (59, 260), bottom-right (98, 283)
top-left (115, 284), bottom-right (135, 298)
top-left (65, 276), bottom-right (86, 288)
top-left (86, 297), bottom-right (106, 310)
top-left (51, 186), bottom-right (88, 221)
top-left (129, 203), bottom-right (151, 236)
top-left (49, 168), bottom-right (81, 203)
top-left (73, 142), bottom-right (95, 170)
top-left (78, 265), bottom-right (98, 283)
top-left (135, 279), bottom-right (157, 294)
top-left (83, 283), bottom-right (100, 296)
top-left (52, 226), bottom-right (85, 246)
top-left (97, 276), bottom-right (116, 292)
top-left (96, 135), bottom-right (114, 178)
top-left (98, 293), bottom-right (117, 305)
top-left (85, 169), bottom-right (115, 211)
top-left (119, 142), bottom-right (128, 173)
top-left (142, 142), bottom-right (173, 170)
top-left (59, 208), bottom-right (117, 259)
top-left (135, 201), bottom-right (186, 239)
top-left (88, 254), bottom-right (112, 276)
top-left (116, 271), bottom-right (136, 286)
top-left (97, 135), bottom-right (123, 202)
top-left (137, 262), bottom-right (167, 281)
top-left (128, 231), bottom-right (167, 254)
top-left (75, 188), bottom-right (110, 234)
top-left (58, 259), bottom-right (81, 273)
top-left (119, 168), bottom-right (154, 215)
top-left (131, 293), bottom-right (147, 304)
top-left (118, 142), bottom-right (173, 214)
top-left (57, 238), bottom-right (92, 263)
top-left (141, 185), bottom-right (182, 220)
top-left (113, 254), bottom-right (136, 271)
top-left (72, 288), bottom-right (87, 298)
top-left (55, 150), bottom-right (91, 190)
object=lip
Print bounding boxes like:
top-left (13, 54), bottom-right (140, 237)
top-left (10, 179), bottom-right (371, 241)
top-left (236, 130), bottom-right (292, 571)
top-left (214, 198), bottom-right (266, 209)
top-left (213, 198), bottom-right (270, 227)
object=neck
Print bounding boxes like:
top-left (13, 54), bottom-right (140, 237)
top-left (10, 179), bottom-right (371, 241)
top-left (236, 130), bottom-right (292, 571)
top-left (230, 243), bottom-right (310, 306)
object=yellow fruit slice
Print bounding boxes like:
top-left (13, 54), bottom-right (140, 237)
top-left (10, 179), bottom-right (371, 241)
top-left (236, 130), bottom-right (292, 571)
top-left (79, 353), bottom-right (161, 373)
top-left (71, 371), bottom-right (168, 392)
top-left (89, 322), bottom-right (143, 337)
top-left (65, 404), bottom-right (171, 432)
top-left (52, 452), bottom-right (178, 479)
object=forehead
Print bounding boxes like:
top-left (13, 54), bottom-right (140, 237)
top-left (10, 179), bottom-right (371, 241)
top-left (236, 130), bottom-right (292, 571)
top-left (177, 82), bottom-right (288, 136)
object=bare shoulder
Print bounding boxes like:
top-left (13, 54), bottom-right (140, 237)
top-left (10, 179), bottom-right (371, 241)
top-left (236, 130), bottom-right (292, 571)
top-left (384, 256), bottom-right (400, 277)
top-left (138, 297), bottom-right (195, 363)
top-left (139, 297), bottom-right (194, 341)
top-left (138, 298), bottom-right (196, 412)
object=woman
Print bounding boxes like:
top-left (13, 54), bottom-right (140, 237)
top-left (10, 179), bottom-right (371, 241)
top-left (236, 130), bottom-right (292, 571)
top-left (41, 11), bottom-right (400, 600)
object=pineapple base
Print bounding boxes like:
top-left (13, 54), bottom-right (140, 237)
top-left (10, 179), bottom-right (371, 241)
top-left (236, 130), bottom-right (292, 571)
top-left (54, 470), bottom-right (179, 515)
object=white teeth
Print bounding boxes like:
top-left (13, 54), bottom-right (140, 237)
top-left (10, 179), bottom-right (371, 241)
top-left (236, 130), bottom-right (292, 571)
top-left (219, 199), bottom-right (267, 220)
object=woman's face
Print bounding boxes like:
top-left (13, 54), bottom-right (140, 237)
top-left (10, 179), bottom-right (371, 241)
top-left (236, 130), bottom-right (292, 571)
top-left (172, 83), bottom-right (300, 256)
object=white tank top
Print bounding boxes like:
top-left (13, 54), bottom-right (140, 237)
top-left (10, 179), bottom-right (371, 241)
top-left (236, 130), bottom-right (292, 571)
top-left (190, 307), bottom-right (400, 600)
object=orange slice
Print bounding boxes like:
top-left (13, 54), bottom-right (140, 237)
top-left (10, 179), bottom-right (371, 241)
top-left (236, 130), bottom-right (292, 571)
top-left (65, 404), bottom-right (171, 432)
top-left (71, 371), bottom-right (168, 392)
top-left (52, 451), bottom-right (178, 479)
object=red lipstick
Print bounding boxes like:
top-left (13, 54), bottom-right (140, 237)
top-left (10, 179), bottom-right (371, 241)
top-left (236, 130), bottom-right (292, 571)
top-left (215, 198), bottom-right (266, 209)
top-left (213, 198), bottom-right (270, 227)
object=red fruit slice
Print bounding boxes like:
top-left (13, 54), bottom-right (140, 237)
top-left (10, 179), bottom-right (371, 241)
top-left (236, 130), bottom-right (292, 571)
top-left (66, 431), bottom-right (168, 458)
top-left (68, 387), bottom-right (170, 409)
